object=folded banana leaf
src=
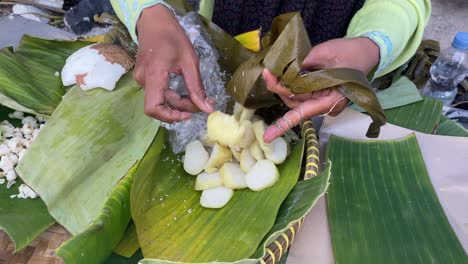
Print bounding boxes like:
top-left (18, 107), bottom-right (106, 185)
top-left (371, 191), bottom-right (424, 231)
top-left (384, 97), bottom-right (443, 134)
top-left (131, 130), bottom-right (305, 262)
top-left (56, 162), bottom-right (139, 264)
top-left (226, 13), bottom-right (385, 138)
top-left (0, 35), bottom-right (90, 115)
top-left (327, 134), bottom-right (466, 263)
top-left (16, 74), bottom-right (160, 235)
top-left (113, 222), bottom-right (140, 257)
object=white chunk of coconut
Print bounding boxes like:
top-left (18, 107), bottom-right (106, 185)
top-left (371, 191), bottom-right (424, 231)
top-left (183, 140), bottom-right (209, 175)
top-left (220, 163), bottom-right (247, 189)
top-left (195, 171), bottom-right (223, 191)
top-left (240, 148), bottom-right (256, 172)
top-left (229, 145), bottom-right (241, 162)
top-left (61, 43), bottom-right (133, 91)
top-left (204, 143), bottom-right (232, 173)
top-left (200, 186), bottom-right (234, 209)
top-left (249, 140), bottom-right (265, 160)
top-left (17, 184), bottom-right (38, 199)
top-left (245, 160), bottom-right (279, 191)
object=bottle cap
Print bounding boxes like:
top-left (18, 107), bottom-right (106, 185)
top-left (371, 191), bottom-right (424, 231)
top-left (452, 32), bottom-right (468, 50)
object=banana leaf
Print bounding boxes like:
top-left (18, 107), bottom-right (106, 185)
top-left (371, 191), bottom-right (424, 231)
top-left (349, 76), bottom-right (423, 112)
top-left (113, 222), bottom-right (140, 257)
top-left (16, 74), bottom-right (160, 235)
top-left (56, 161), bottom-right (139, 264)
top-left (326, 134), bottom-right (466, 263)
top-left (0, 178), bottom-right (55, 252)
top-left (226, 13), bottom-right (385, 138)
top-left (384, 97), bottom-right (443, 134)
top-left (0, 35), bottom-right (90, 116)
top-left (0, 105), bottom-right (55, 251)
top-left (436, 115), bottom-right (468, 137)
top-left (106, 251), bottom-right (144, 264)
top-left (131, 130), bottom-right (305, 262)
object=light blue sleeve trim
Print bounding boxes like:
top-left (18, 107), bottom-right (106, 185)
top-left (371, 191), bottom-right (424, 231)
top-left (362, 31), bottom-right (395, 77)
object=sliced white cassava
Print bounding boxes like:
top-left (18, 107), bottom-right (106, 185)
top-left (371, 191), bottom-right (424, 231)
top-left (61, 43), bottom-right (134, 91)
top-left (249, 140), bottom-right (265, 160)
top-left (240, 148), bottom-right (256, 172)
top-left (233, 102), bottom-right (256, 122)
top-left (195, 171), bottom-right (223, 191)
top-left (238, 120), bottom-right (256, 148)
top-left (220, 163), bottom-right (247, 189)
top-left (252, 120), bottom-right (289, 164)
top-left (200, 186), bottom-right (234, 209)
top-left (204, 143), bottom-right (232, 173)
top-left (229, 145), bottom-right (241, 162)
top-left (245, 159), bottom-right (280, 191)
top-left (207, 111), bottom-right (245, 147)
top-left (183, 140), bottom-right (209, 175)
top-left (200, 132), bottom-right (216, 147)
top-left (264, 137), bottom-right (288, 164)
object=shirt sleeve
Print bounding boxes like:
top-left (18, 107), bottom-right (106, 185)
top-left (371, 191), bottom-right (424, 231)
top-left (346, 0), bottom-right (431, 78)
top-left (109, 0), bottom-right (171, 43)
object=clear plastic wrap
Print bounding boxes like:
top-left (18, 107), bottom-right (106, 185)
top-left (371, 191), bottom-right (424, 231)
top-left (161, 12), bottom-right (228, 154)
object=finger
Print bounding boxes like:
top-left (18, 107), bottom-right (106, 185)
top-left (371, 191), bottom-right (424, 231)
top-left (181, 56), bottom-right (214, 113)
top-left (328, 97), bottom-right (349, 117)
top-left (144, 71), bottom-right (191, 122)
top-left (279, 95), bottom-right (301, 109)
top-left (165, 89), bottom-right (200, 112)
top-left (262, 69), bottom-right (294, 97)
top-left (263, 99), bottom-right (330, 142)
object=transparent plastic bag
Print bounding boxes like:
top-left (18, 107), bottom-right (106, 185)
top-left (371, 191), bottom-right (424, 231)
top-left (161, 12), bottom-right (229, 154)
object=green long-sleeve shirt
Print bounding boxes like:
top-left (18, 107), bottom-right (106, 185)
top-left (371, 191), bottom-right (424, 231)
top-left (110, 0), bottom-right (430, 78)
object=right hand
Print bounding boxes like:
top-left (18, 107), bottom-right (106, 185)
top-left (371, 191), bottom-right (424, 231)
top-left (135, 4), bottom-right (214, 122)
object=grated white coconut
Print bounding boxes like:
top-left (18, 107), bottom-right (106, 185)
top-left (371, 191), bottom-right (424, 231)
top-left (0, 111), bottom-right (47, 199)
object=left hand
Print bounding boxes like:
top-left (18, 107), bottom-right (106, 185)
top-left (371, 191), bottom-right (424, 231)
top-left (262, 37), bottom-right (380, 142)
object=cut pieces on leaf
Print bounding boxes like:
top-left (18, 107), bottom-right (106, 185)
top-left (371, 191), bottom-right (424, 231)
top-left (207, 111), bottom-right (244, 147)
top-left (220, 163), bottom-right (247, 189)
top-left (200, 133), bottom-right (216, 148)
top-left (240, 148), bottom-right (256, 172)
top-left (238, 120), bottom-right (256, 148)
top-left (200, 186), bottom-right (234, 209)
top-left (246, 160), bottom-right (279, 191)
top-left (250, 140), bottom-right (265, 160)
top-left (230, 145), bottom-right (241, 161)
top-left (195, 172), bottom-right (223, 191)
top-left (233, 102), bottom-right (256, 122)
top-left (183, 140), bottom-right (209, 175)
top-left (264, 137), bottom-right (288, 164)
top-left (204, 143), bottom-right (232, 173)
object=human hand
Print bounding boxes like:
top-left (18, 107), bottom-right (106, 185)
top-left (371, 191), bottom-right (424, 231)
top-left (134, 4), bottom-right (214, 122)
top-left (262, 37), bottom-right (380, 142)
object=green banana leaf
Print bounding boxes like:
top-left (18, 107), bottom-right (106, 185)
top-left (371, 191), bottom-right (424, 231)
top-left (350, 76), bottom-right (423, 112)
top-left (56, 162), bottom-right (139, 264)
top-left (131, 130), bottom-right (305, 262)
top-left (436, 115), bottom-right (468, 137)
top-left (326, 134), bottom-right (466, 263)
top-left (0, 178), bottom-right (55, 251)
top-left (16, 74), bottom-right (160, 235)
top-left (113, 222), bottom-right (140, 257)
top-left (384, 97), bottom-right (443, 134)
top-left (252, 162), bottom-right (331, 258)
top-left (0, 35), bottom-right (90, 116)
top-left (106, 251), bottom-right (144, 264)
top-left (0, 105), bottom-right (55, 251)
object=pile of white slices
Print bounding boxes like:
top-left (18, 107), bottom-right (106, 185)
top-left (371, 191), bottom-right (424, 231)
top-left (0, 111), bottom-right (46, 199)
top-left (183, 104), bottom-right (289, 209)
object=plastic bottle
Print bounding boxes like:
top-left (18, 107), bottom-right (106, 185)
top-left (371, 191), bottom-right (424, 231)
top-left (422, 32), bottom-right (468, 106)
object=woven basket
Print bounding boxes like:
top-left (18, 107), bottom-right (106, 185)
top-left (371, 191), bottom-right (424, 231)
top-left (0, 121), bottom-right (319, 264)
